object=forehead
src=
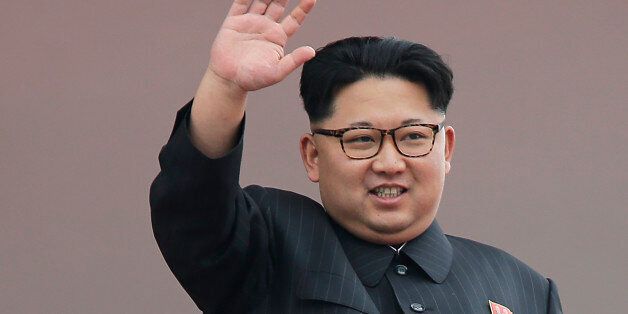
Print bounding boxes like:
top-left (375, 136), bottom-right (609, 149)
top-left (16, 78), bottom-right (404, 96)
top-left (323, 76), bottom-right (442, 128)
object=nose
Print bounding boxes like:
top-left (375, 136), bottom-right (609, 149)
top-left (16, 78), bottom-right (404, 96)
top-left (371, 135), bottom-right (406, 174)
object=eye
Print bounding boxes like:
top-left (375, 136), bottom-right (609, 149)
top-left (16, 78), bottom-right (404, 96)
top-left (346, 135), bottom-right (376, 143)
top-left (402, 132), bottom-right (427, 141)
top-left (396, 125), bottom-right (433, 143)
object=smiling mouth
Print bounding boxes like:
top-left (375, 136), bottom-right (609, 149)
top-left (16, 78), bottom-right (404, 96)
top-left (370, 186), bottom-right (407, 198)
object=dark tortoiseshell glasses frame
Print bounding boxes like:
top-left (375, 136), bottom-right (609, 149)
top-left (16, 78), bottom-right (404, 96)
top-left (312, 123), bottom-right (444, 160)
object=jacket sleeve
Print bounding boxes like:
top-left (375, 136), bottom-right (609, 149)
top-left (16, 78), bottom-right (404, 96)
top-left (547, 278), bottom-right (563, 314)
top-left (149, 100), bottom-right (273, 313)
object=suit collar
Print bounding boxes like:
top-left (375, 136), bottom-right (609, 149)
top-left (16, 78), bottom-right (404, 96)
top-left (297, 214), bottom-right (380, 313)
top-left (403, 221), bottom-right (453, 283)
top-left (334, 220), bottom-right (453, 285)
top-left (332, 221), bottom-right (394, 287)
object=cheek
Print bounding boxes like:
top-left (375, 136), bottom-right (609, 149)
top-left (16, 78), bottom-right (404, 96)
top-left (319, 157), bottom-right (366, 187)
top-left (317, 159), bottom-right (364, 219)
top-left (409, 158), bottom-right (446, 187)
top-left (318, 155), bottom-right (369, 201)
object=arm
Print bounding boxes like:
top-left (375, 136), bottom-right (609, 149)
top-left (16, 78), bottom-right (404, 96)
top-left (150, 0), bottom-right (316, 311)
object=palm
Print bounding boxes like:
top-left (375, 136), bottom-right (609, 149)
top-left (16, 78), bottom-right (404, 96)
top-left (209, 0), bottom-right (316, 91)
top-left (211, 15), bottom-right (288, 90)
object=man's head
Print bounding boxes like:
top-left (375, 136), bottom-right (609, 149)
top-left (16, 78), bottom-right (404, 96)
top-left (298, 37), bottom-right (455, 245)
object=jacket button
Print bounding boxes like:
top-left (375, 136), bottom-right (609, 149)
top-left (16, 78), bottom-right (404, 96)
top-left (395, 264), bottom-right (408, 275)
top-left (410, 303), bottom-right (425, 312)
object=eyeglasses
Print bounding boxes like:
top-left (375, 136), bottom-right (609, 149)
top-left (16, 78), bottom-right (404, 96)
top-left (312, 123), bottom-right (444, 159)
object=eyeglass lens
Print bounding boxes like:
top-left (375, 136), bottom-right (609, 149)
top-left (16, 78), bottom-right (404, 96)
top-left (341, 126), bottom-right (434, 158)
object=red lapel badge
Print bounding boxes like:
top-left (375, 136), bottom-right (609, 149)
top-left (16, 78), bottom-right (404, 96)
top-left (489, 300), bottom-right (513, 314)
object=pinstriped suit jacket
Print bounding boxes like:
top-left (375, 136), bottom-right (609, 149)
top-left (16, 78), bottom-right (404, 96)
top-left (150, 102), bottom-right (562, 313)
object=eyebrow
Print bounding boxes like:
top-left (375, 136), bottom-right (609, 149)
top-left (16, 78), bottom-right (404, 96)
top-left (348, 121), bottom-right (373, 127)
top-left (348, 118), bottom-right (424, 128)
top-left (401, 118), bottom-right (424, 125)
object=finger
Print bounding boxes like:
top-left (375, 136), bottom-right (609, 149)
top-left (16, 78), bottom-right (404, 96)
top-left (249, 0), bottom-right (273, 15)
top-left (276, 46), bottom-right (316, 78)
top-left (280, 0), bottom-right (316, 37)
top-left (264, 0), bottom-right (288, 22)
top-left (227, 0), bottom-right (254, 16)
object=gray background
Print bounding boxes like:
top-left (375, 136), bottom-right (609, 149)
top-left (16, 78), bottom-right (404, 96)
top-left (2, 0), bottom-right (627, 313)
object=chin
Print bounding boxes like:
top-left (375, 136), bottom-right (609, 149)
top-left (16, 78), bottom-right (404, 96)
top-left (360, 224), bottom-right (417, 245)
top-left (366, 216), bottom-right (415, 236)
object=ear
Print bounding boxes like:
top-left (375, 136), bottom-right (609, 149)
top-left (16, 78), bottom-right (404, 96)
top-left (443, 126), bottom-right (455, 174)
top-left (300, 133), bottom-right (320, 182)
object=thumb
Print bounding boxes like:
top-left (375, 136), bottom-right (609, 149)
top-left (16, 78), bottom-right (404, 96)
top-left (276, 46), bottom-right (316, 78)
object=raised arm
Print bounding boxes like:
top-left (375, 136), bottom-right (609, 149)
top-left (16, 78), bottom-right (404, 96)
top-left (191, 0), bottom-right (316, 158)
top-left (151, 1), bottom-right (317, 311)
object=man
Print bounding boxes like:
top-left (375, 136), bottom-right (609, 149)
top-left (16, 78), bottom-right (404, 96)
top-left (150, 0), bottom-right (563, 313)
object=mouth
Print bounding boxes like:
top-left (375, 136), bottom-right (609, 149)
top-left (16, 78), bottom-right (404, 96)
top-left (369, 186), bottom-right (408, 198)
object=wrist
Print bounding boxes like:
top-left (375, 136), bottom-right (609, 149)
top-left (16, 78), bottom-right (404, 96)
top-left (193, 68), bottom-right (248, 120)
top-left (202, 67), bottom-right (247, 99)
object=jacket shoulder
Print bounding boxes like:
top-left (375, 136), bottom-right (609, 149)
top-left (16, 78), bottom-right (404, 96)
top-left (447, 235), bottom-right (546, 280)
top-left (446, 235), bottom-right (561, 312)
top-left (449, 235), bottom-right (552, 295)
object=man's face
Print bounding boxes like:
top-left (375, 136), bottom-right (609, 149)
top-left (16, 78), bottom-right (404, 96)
top-left (300, 76), bottom-right (455, 245)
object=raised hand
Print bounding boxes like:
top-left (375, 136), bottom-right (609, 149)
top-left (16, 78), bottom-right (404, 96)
top-left (190, 0), bottom-right (316, 158)
top-left (208, 0), bottom-right (317, 91)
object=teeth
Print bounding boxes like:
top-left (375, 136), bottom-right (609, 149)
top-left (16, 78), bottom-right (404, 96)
top-left (374, 187), bottom-right (403, 198)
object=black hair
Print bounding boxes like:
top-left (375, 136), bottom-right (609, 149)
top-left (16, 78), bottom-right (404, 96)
top-left (299, 36), bottom-right (454, 123)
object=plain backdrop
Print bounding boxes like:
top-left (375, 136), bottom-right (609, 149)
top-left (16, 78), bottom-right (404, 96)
top-left (2, 0), bottom-right (627, 313)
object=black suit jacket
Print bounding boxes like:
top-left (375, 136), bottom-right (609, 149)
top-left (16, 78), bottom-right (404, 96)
top-left (150, 102), bottom-right (562, 313)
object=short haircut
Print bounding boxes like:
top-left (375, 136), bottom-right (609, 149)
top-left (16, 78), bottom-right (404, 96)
top-left (300, 36), bottom-right (454, 123)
